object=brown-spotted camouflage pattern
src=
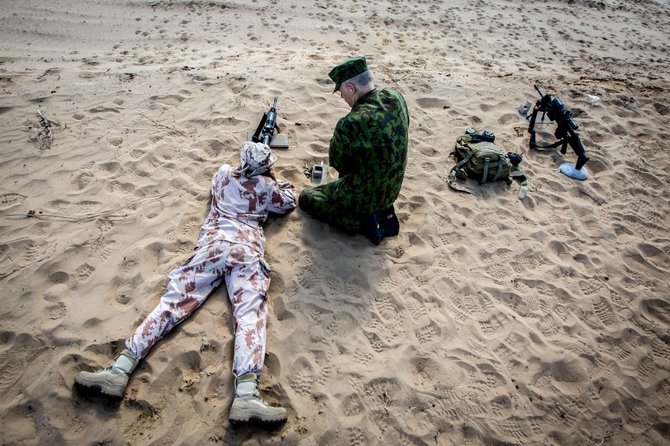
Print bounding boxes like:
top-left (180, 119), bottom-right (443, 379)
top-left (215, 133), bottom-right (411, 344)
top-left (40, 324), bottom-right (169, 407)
top-left (299, 88), bottom-right (409, 233)
top-left (126, 164), bottom-right (295, 377)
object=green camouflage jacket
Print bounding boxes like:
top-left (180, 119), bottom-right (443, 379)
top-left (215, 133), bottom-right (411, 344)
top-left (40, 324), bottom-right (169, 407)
top-left (328, 88), bottom-right (409, 214)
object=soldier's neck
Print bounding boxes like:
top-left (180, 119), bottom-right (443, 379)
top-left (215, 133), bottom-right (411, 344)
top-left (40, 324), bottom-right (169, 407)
top-left (353, 84), bottom-right (376, 106)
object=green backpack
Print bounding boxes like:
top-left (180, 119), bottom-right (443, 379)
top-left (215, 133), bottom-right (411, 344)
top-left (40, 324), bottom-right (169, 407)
top-left (446, 132), bottom-right (528, 201)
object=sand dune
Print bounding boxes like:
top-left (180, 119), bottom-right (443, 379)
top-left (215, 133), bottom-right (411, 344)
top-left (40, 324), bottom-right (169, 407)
top-left (1, 0), bottom-right (669, 444)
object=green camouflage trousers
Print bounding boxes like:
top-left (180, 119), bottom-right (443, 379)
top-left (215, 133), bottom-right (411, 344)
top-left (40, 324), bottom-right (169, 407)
top-left (299, 180), bottom-right (362, 234)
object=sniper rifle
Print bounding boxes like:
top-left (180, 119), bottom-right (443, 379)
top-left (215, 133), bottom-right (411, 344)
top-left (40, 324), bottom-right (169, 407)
top-left (528, 85), bottom-right (589, 171)
top-left (251, 96), bottom-right (288, 148)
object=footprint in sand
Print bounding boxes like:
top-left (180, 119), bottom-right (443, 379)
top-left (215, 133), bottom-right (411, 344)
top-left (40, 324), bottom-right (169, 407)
top-left (71, 171), bottom-right (94, 191)
top-left (0, 333), bottom-right (46, 397)
top-left (478, 312), bottom-right (509, 336)
top-left (378, 267), bottom-right (411, 292)
top-left (538, 311), bottom-right (562, 337)
top-left (129, 149), bottom-right (144, 160)
top-left (491, 418), bottom-right (528, 444)
top-left (75, 263), bottom-right (96, 283)
top-left (179, 216), bottom-right (201, 238)
top-left (406, 292), bottom-right (428, 320)
top-left (637, 355), bottom-right (661, 383)
top-left (360, 376), bottom-right (401, 418)
top-left (367, 296), bottom-right (405, 345)
top-left (593, 297), bottom-right (619, 326)
top-left (0, 193), bottom-right (27, 210)
top-left (48, 302), bottom-right (67, 320)
top-left (149, 93), bottom-right (189, 107)
top-left (324, 311), bottom-right (357, 340)
top-left (346, 427), bottom-right (366, 446)
top-left (0, 349), bottom-right (24, 395)
top-left (415, 320), bottom-right (440, 345)
top-left (114, 258), bottom-right (140, 306)
top-left (96, 218), bottom-right (114, 235)
top-left (340, 393), bottom-right (365, 417)
top-left (416, 97), bottom-right (450, 109)
top-left (288, 356), bottom-right (314, 397)
top-left (48, 270), bottom-right (70, 285)
top-left (87, 106), bottom-right (121, 114)
top-left (363, 330), bottom-right (387, 353)
top-left (352, 351), bottom-right (372, 366)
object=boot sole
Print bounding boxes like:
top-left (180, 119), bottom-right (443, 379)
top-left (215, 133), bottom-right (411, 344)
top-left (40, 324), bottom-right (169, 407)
top-left (229, 416), bottom-right (287, 426)
top-left (74, 374), bottom-right (125, 397)
top-left (229, 409), bottom-right (287, 425)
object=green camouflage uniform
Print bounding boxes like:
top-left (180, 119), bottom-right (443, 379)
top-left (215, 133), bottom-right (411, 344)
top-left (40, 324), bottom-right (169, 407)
top-left (299, 88), bottom-right (409, 234)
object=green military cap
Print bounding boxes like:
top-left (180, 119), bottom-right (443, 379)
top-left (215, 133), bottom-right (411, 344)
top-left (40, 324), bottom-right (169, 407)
top-left (328, 56), bottom-right (368, 93)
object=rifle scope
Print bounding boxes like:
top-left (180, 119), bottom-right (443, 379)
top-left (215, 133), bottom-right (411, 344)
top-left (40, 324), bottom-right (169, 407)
top-left (551, 97), bottom-right (579, 130)
top-left (261, 97), bottom-right (278, 146)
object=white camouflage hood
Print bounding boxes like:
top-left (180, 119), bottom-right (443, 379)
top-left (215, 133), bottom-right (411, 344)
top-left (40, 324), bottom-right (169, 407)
top-left (239, 141), bottom-right (277, 177)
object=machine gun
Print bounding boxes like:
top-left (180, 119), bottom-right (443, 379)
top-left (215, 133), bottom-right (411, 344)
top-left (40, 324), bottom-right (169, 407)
top-left (528, 85), bottom-right (589, 171)
top-left (250, 96), bottom-right (289, 149)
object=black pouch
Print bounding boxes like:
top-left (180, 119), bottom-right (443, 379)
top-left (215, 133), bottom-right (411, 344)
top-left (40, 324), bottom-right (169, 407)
top-left (361, 206), bottom-right (399, 245)
top-left (381, 206), bottom-right (399, 237)
top-left (362, 212), bottom-right (384, 245)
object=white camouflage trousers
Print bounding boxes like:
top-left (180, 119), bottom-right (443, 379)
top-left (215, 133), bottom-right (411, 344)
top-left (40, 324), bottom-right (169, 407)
top-left (125, 240), bottom-right (271, 377)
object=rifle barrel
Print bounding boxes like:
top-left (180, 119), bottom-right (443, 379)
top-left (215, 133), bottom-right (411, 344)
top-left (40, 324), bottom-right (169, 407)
top-left (534, 84), bottom-right (545, 98)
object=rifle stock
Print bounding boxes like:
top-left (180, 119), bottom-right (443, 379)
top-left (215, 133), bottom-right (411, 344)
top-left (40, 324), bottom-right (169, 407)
top-left (568, 132), bottom-right (589, 171)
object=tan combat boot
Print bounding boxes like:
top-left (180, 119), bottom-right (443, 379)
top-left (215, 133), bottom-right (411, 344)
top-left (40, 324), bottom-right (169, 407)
top-left (75, 349), bottom-right (139, 397)
top-left (228, 372), bottom-right (287, 424)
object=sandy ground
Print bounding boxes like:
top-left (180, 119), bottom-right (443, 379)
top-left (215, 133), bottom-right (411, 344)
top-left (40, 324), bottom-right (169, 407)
top-left (1, 0), bottom-right (669, 444)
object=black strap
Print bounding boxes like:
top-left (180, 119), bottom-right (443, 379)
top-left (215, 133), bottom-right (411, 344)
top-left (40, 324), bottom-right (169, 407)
top-left (481, 157), bottom-right (490, 183)
top-left (492, 158), bottom-right (504, 182)
top-left (531, 131), bottom-right (568, 150)
top-left (446, 151), bottom-right (477, 194)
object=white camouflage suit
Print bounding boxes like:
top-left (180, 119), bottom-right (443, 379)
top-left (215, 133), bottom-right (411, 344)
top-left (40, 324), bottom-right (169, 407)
top-left (125, 142), bottom-right (296, 378)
